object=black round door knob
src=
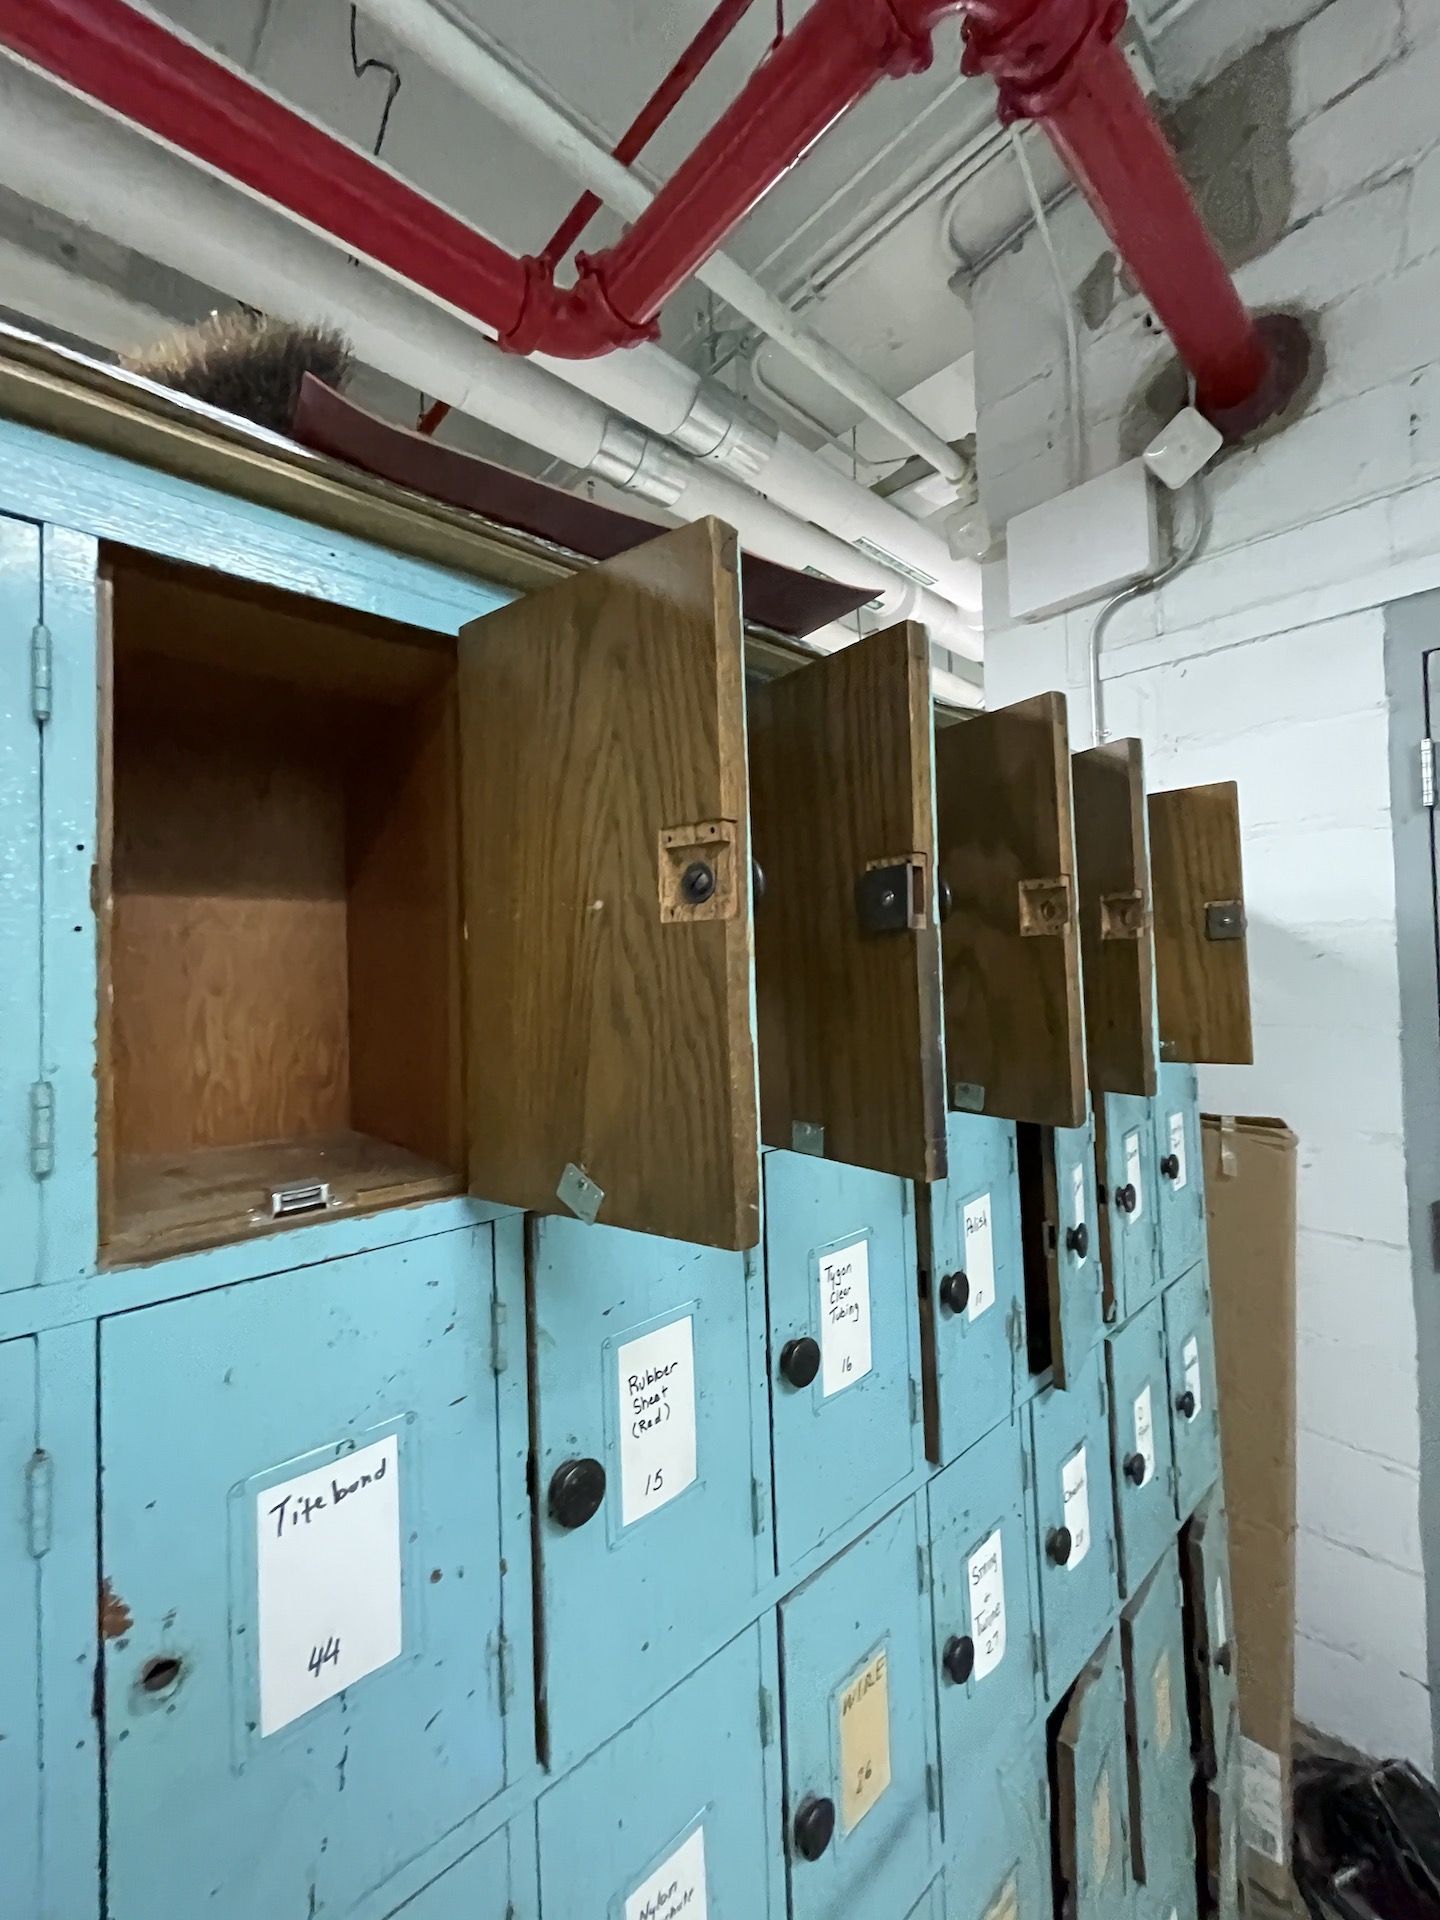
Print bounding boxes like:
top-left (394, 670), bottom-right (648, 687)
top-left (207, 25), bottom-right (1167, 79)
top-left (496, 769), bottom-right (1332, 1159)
top-left (1160, 1152), bottom-right (1181, 1181)
top-left (680, 860), bottom-right (716, 904)
top-left (1046, 1525), bottom-right (1074, 1567)
top-left (793, 1795), bottom-right (836, 1862)
top-left (751, 857), bottom-right (766, 905)
top-left (1116, 1183), bottom-right (1138, 1214)
top-left (548, 1457), bottom-right (606, 1530)
top-left (1124, 1452), bottom-right (1148, 1487)
top-left (938, 876), bottom-right (954, 922)
top-left (1215, 1643), bottom-right (1234, 1677)
top-left (1176, 1389), bottom-right (1198, 1421)
top-left (779, 1336), bottom-right (822, 1389)
top-left (1066, 1221), bottom-right (1090, 1260)
top-left (938, 1270), bottom-right (971, 1316)
top-left (942, 1635), bottom-right (976, 1685)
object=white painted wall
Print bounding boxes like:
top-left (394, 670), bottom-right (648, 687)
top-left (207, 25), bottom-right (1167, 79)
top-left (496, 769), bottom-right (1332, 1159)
top-left (973, 0), bottom-right (1440, 1765)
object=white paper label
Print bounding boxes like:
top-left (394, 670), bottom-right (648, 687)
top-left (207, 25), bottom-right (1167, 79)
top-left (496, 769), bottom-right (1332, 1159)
top-left (1183, 1336), bottom-right (1203, 1418)
top-left (619, 1316), bottom-right (698, 1527)
top-left (1133, 1384), bottom-right (1156, 1487)
top-left (1214, 1575), bottom-right (1227, 1649)
top-left (968, 1528), bottom-right (1007, 1681)
top-left (820, 1239), bottom-right (872, 1397)
top-left (1061, 1447), bottom-right (1091, 1570)
top-left (1070, 1161), bottom-right (1088, 1261)
top-left (1240, 1738), bottom-right (1288, 1867)
top-left (256, 1434), bottom-right (402, 1737)
top-left (625, 1825), bottom-right (708, 1920)
top-left (963, 1193), bottom-right (997, 1321)
top-left (1168, 1111), bottom-right (1188, 1189)
top-left (1124, 1131), bottom-right (1145, 1222)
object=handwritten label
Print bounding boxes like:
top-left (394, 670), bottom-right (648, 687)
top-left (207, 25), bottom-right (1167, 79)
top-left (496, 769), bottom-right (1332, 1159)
top-left (1214, 1575), bottom-right (1227, 1650)
top-left (1061, 1446), bottom-right (1091, 1570)
top-left (819, 1239), bottom-right (872, 1398)
top-left (1133, 1384), bottom-right (1156, 1487)
top-left (1184, 1336), bottom-right (1203, 1418)
top-left (983, 1878), bottom-right (1020, 1920)
top-left (963, 1193), bottom-right (997, 1320)
top-left (256, 1434), bottom-right (401, 1736)
top-left (625, 1825), bottom-right (708, 1920)
top-left (1071, 1161), bottom-right (1088, 1261)
top-left (1092, 1766), bottom-right (1113, 1883)
top-left (838, 1648), bottom-right (891, 1833)
top-left (1241, 1738), bottom-right (1287, 1866)
top-left (1123, 1131), bottom-right (1145, 1223)
top-left (968, 1529), bottom-right (1008, 1681)
top-left (1168, 1111), bottom-right (1188, 1189)
top-left (618, 1316), bottom-right (697, 1527)
top-left (1154, 1650), bottom-right (1174, 1751)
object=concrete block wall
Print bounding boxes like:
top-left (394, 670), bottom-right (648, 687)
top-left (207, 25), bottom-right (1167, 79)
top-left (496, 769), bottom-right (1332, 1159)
top-left (972, 0), bottom-right (1440, 1765)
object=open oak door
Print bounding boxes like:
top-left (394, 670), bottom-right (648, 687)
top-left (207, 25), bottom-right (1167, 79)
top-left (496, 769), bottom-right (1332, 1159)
top-left (458, 520), bottom-right (760, 1249)
top-left (1072, 739), bottom-right (1158, 1098)
top-left (935, 691), bottom-right (1086, 1127)
top-left (748, 621), bottom-right (946, 1181)
top-left (1148, 781), bottom-right (1253, 1064)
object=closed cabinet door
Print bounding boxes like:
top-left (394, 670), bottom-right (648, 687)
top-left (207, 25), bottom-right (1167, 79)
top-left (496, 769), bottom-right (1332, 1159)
top-left (1100, 1092), bottom-right (1161, 1322)
top-left (780, 1500), bottom-right (937, 1920)
top-left (1183, 1490), bottom-right (1237, 1781)
top-left (920, 1112), bottom-right (1023, 1466)
top-left (1154, 1064), bottom-right (1205, 1287)
top-left (766, 1152), bottom-right (921, 1572)
top-left (1050, 1113), bottom-right (1105, 1386)
top-left (1106, 1299), bottom-right (1178, 1599)
top-left (387, 1826), bottom-right (520, 1920)
top-left (537, 1623), bottom-right (783, 1920)
top-left (0, 516), bottom-right (41, 1295)
top-left (0, 1336), bottom-right (39, 1914)
top-left (1055, 1633), bottom-right (1130, 1920)
top-left (530, 1215), bottom-right (771, 1769)
top-left (929, 1418), bottom-right (1040, 1781)
top-left (98, 1228), bottom-right (513, 1920)
top-left (1029, 1347), bottom-right (1118, 1705)
top-left (1121, 1553), bottom-right (1196, 1911)
top-left (1163, 1264), bottom-right (1221, 1521)
top-left (942, 1727), bottom-right (1051, 1920)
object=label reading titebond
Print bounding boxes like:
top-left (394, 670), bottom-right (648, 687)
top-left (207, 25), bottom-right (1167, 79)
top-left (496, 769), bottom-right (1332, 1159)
top-left (819, 1239), bottom-right (873, 1397)
top-left (963, 1192), bottom-right (996, 1320)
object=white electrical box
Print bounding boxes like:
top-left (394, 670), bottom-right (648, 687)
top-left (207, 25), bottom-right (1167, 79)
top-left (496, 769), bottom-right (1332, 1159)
top-left (1004, 459), bottom-right (1160, 622)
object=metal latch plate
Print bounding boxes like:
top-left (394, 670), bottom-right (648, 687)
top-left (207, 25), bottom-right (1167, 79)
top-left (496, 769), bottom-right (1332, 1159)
top-left (1204, 899), bottom-right (1246, 942)
top-left (1018, 875), bottom-right (1072, 937)
top-left (1100, 889), bottom-right (1149, 941)
top-left (856, 854), bottom-right (927, 935)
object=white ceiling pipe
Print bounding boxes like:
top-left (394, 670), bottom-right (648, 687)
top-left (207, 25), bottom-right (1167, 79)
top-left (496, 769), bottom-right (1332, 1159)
top-left (350, 0), bottom-right (972, 486)
top-left (0, 56), bottom-right (981, 656)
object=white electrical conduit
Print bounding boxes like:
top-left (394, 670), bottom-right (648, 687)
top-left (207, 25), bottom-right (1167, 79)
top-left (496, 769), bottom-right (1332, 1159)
top-left (0, 55), bottom-right (983, 669)
top-left (350, 0), bottom-right (975, 491)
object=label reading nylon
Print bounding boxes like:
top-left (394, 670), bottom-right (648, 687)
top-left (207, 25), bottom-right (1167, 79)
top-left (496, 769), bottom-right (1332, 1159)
top-left (819, 1239), bottom-right (873, 1397)
top-left (964, 1193), bottom-right (997, 1320)
top-left (1168, 1111), bottom-right (1188, 1189)
top-left (624, 1825), bottom-right (708, 1920)
top-left (618, 1316), bottom-right (698, 1527)
top-left (1124, 1131), bottom-right (1145, 1222)
top-left (1133, 1384), bottom-right (1156, 1487)
top-left (968, 1528), bottom-right (1007, 1681)
top-left (1061, 1447), bottom-right (1091, 1570)
top-left (839, 1648), bottom-right (891, 1833)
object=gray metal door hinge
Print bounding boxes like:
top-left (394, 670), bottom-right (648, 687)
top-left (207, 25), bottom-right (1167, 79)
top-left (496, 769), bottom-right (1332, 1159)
top-left (29, 1081), bottom-right (54, 1180)
top-left (758, 1686), bottom-right (773, 1747)
top-left (908, 1377), bottom-right (920, 1426)
top-left (494, 1629), bottom-right (513, 1711)
top-left (917, 1543), bottom-right (930, 1594)
top-left (489, 1295), bottom-right (508, 1375)
top-left (751, 1476), bottom-right (764, 1537)
top-left (26, 1450), bottom-right (53, 1559)
top-left (1423, 737), bottom-right (1436, 809)
top-left (30, 622), bottom-right (51, 725)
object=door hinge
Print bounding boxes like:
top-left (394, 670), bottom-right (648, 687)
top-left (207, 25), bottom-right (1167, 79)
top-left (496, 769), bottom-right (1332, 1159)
top-left (1423, 738), bottom-right (1437, 809)
top-left (30, 622), bottom-right (51, 725)
top-left (758, 1685), bottom-right (773, 1747)
top-left (494, 1629), bottom-right (513, 1711)
top-left (909, 1377), bottom-right (920, 1426)
top-left (917, 1543), bottom-right (930, 1594)
top-left (29, 1081), bottom-right (54, 1180)
top-left (751, 1476), bottom-right (764, 1537)
top-left (26, 1449), bottom-right (53, 1559)
top-left (489, 1295), bottom-right (508, 1374)
top-left (926, 1762), bottom-right (938, 1811)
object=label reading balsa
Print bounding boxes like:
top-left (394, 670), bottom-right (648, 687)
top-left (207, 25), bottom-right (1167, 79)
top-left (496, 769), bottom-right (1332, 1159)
top-left (968, 1528), bottom-right (1007, 1681)
top-left (256, 1434), bottom-right (402, 1737)
top-left (839, 1648), bottom-right (892, 1833)
top-left (625, 1825), bottom-right (708, 1920)
top-left (1168, 1111), bottom-right (1188, 1189)
top-left (618, 1315), bottom-right (698, 1527)
top-left (1123, 1131), bottom-right (1145, 1222)
top-left (1133, 1384), bottom-right (1156, 1487)
top-left (963, 1192), bottom-right (997, 1320)
top-left (1061, 1447), bottom-right (1091, 1570)
top-left (820, 1239), bottom-right (873, 1397)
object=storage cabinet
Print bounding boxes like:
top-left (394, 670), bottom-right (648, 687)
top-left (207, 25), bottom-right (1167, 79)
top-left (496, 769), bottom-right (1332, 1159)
top-left (1106, 1298), bottom-right (1179, 1599)
top-left (1163, 1263), bottom-right (1221, 1521)
top-left (0, 515), bottom-right (42, 1295)
top-left (1053, 1632), bottom-right (1131, 1920)
top-left (1154, 1062), bottom-right (1206, 1288)
top-left (1098, 1090), bottom-right (1162, 1323)
top-left (941, 1726), bottom-right (1052, 1920)
top-left (1029, 1346), bottom-right (1118, 1704)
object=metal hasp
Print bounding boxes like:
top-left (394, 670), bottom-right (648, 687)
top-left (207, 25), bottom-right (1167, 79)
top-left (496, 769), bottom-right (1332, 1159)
top-left (2, 0), bottom-right (1301, 427)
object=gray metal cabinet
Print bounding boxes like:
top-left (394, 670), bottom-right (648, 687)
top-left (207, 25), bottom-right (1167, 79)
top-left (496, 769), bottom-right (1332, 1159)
top-left (1106, 1298), bottom-right (1179, 1599)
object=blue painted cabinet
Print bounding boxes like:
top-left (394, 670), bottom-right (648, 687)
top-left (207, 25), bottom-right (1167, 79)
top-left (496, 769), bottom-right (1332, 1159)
top-left (1048, 1111), bottom-right (1106, 1389)
top-left (529, 1215), bottom-right (771, 1769)
top-left (97, 1227), bottom-right (518, 1920)
top-left (1029, 1347), bottom-right (1118, 1705)
top-left (387, 1825), bottom-right (532, 1920)
top-left (780, 1499), bottom-right (938, 1920)
top-left (1121, 1553), bottom-right (1196, 1919)
top-left (1154, 1064), bottom-right (1205, 1288)
top-left (1182, 1489), bottom-right (1237, 1782)
top-left (1099, 1092), bottom-right (1161, 1323)
top-left (921, 1112), bottom-right (1023, 1464)
top-left (765, 1151), bottom-right (921, 1573)
top-left (536, 1623), bottom-right (783, 1920)
top-left (1054, 1632), bottom-right (1131, 1920)
top-left (941, 1727), bottom-right (1051, 1920)
top-left (1106, 1299), bottom-right (1178, 1599)
top-left (0, 515), bottom-right (42, 1296)
top-left (0, 1335), bottom-right (40, 1915)
top-left (1163, 1263), bottom-right (1221, 1521)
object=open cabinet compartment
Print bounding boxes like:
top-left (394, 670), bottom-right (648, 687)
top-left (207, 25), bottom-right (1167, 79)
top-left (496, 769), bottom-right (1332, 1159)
top-left (99, 548), bottom-right (466, 1264)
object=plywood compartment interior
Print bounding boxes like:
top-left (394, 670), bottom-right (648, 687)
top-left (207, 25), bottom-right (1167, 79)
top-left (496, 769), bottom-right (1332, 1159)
top-left (100, 549), bottom-right (465, 1263)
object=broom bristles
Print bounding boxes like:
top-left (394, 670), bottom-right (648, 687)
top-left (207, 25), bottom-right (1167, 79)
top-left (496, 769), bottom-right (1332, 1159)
top-left (120, 310), bottom-right (353, 436)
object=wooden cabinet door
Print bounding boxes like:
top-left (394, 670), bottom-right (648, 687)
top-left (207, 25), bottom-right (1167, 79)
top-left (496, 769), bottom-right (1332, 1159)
top-left (1072, 740), bottom-right (1157, 1099)
top-left (458, 520), bottom-right (759, 1250)
top-left (749, 621), bottom-right (946, 1181)
top-left (935, 693), bottom-right (1085, 1128)
top-left (1148, 781), bottom-right (1252, 1065)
